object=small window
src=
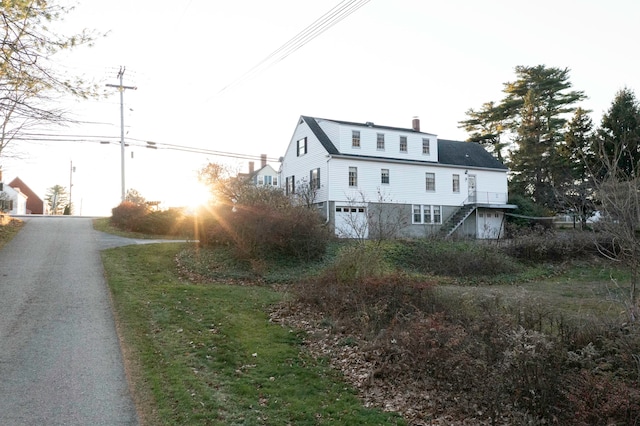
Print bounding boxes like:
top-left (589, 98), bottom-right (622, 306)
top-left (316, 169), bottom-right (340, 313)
top-left (352, 130), bottom-right (360, 148)
top-left (286, 175), bottom-right (295, 195)
top-left (413, 205), bottom-right (421, 223)
top-left (425, 172), bottom-right (435, 191)
top-left (452, 174), bottom-right (460, 193)
top-left (297, 137), bottom-right (307, 157)
top-left (422, 138), bottom-right (430, 155)
top-left (433, 206), bottom-right (441, 223)
top-left (377, 133), bottom-right (385, 150)
top-left (399, 136), bottom-right (407, 152)
top-left (264, 175), bottom-right (272, 185)
top-left (348, 167), bottom-right (358, 187)
top-left (310, 168), bottom-right (321, 189)
top-left (273, 176), bottom-right (278, 186)
top-left (381, 168), bottom-right (390, 184)
top-left (257, 175), bottom-right (264, 185)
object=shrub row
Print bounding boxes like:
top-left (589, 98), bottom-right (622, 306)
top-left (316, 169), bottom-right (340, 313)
top-left (293, 246), bottom-right (640, 424)
top-left (111, 202), bottom-right (193, 237)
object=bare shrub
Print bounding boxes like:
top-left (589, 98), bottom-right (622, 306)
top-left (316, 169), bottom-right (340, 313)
top-left (202, 186), bottom-right (331, 262)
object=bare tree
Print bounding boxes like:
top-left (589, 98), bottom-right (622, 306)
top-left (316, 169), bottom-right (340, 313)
top-left (0, 1), bottom-right (98, 159)
top-left (336, 189), bottom-right (408, 243)
top-left (591, 89), bottom-right (640, 321)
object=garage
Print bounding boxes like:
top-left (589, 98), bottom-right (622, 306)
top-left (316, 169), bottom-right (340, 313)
top-left (334, 205), bottom-right (368, 239)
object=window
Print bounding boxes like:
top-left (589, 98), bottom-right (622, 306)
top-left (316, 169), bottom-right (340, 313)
top-left (273, 176), bottom-right (278, 186)
top-left (425, 172), bottom-right (435, 191)
top-left (297, 137), bottom-right (307, 157)
top-left (285, 175), bottom-right (295, 195)
top-left (377, 133), bottom-right (385, 150)
top-left (381, 168), bottom-right (390, 184)
top-left (352, 130), bottom-right (360, 148)
top-left (310, 168), bottom-right (321, 189)
top-left (264, 175), bottom-right (273, 185)
top-left (257, 175), bottom-right (264, 185)
top-left (452, 174), bottom-right (460, 192)
top-left (348, 167), bottom-right (358, 187)
top-left (412, 205), bottom-right (442, 224)
top-left (0, 199), bottom-right (13, 212)
top-left (399, 136), bottom-right (407, 152)
top-left (422, 138), bottom-right (430, 155)
top-left (433, 205), bottom-right (441, 223)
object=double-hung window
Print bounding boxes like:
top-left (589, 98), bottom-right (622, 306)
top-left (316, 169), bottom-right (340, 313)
top-left (310, 168), bottom-right (321, 189)
top-left (377, 133), bottom-right (385, 150)
top-left (381, 168), bottom-right (390, 184)
top-left (352, 130), bottom-right (360, 148)
top-left (285, 175), bottom-right (295, 195)
top-left (348, 167), bottom-right (358, 187)
top-left (297, 137), bottom-right (307, 157)
top-left (425, 172), bottom-right (436, 191)
top-left (422, 138), bottom-right (430, 155)
top-left (452, 174), bottom-right (460, 193)
top-left (399, 136), bottom-right (407, 152)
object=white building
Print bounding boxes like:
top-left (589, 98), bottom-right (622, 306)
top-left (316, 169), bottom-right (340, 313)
top-left (241, 154), bottom-right (279, 187)
top-left (0, 181), bottom-right (28, 215)
top-left (280, 116), bottom-right (515, 239)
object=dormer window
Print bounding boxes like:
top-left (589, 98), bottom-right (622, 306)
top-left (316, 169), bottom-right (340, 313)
top-left (422, 138), bottom-right (430, 155)
top-left (352, 130), bottom-right (360, 148)
top-left (400, 136), bottom-right (407, 152)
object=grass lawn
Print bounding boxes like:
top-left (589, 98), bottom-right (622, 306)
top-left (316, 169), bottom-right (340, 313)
top-left (102, 243), bottom-right (404, 425)
top-left (0, 217), bottom-right (23, 250)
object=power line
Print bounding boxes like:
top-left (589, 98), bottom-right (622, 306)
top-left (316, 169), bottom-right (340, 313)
top-left (215, 0), bottom-right (370, 96)
top-left (12, 132), bottom-right (281, 162)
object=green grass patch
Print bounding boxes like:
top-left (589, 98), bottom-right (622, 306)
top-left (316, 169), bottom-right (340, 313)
top-left (0, 217), bottom-right (23, 250)
top-left (102, 243), bottom-right (403, 425)
top-left (176, 242), bottom-right (343, 285)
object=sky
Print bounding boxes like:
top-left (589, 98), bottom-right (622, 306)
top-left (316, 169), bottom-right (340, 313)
top-left (2, 0), bottom-right (639, 216)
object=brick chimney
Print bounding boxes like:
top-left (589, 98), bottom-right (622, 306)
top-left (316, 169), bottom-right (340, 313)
top-left (412, 116), bottom-right (420, 132)
top-left (261, 154), bottom-right (267, 168)
top-left (249, 161), bottom-right (255, 174)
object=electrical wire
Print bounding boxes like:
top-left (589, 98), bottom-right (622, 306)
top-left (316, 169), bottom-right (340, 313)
top-left (10, 132), bottom-right (281, 162)
top-left (215, 0), bottom-right (370, 96)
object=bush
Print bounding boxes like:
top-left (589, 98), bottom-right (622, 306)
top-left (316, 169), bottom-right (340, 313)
top-left (385, 238), bottom-right (519, 277)
top-left (201, 187), bottom-right (331, 262)
top-left (503, 229), bottom-right (607, 263)
top-left (135, 209), bottom-right (190, 236)
top-left (111, 201), bottom-right (149, 231)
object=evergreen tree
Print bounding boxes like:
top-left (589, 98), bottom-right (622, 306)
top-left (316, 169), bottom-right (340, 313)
top-left (504, 66), bottom-right (586, 208)
top-left (555, 107), bottom-right (597, 224)
top-left (596, 88), bottom-right (640, 179)
top-left (45, 184), bottom-right (69, 215)
top-left (459, 101), bottom-right (508, 162)
top-left (460, 65), bottom-right (586, 211)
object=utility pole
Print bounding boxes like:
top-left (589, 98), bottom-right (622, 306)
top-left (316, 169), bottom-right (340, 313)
top-left (106, 66), bottom-right (137, 202)
top-left (69, 160), bottom-right (75, 214)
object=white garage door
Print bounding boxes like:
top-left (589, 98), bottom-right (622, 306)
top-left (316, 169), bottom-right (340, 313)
top-left (334, 206), bottom-right (368, 239)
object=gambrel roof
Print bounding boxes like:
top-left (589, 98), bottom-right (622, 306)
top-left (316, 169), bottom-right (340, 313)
top-left (299, 115), bottom-right (507, 170)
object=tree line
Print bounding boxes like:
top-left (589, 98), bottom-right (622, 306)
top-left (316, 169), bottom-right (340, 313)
top-left (460, 65), bottom-right (640, 225)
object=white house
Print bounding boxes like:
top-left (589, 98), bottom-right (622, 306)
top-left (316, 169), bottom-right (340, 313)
top-left (0, 181), bottom-right (28, 215)
top-left (280, 115), bottom-right (515, 239)
top-left (240, 154), bottom-right (279, 187)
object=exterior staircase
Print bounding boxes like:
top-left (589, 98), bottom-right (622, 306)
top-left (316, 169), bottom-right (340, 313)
top-left (440, 204), bottom-right (476, 238)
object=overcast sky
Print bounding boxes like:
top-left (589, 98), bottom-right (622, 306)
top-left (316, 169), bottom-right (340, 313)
top-left (2, 0), bottom-right (639, 215)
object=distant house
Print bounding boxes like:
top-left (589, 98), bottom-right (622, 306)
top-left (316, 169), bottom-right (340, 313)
top-left (239, 154), bottom-right (279, 188)
top-left (280, 115), bottom-right (516, 239)
top-left (8, 177), bottom-right (44, 214)
top-left (0, 175), bottom-right (28, 215)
